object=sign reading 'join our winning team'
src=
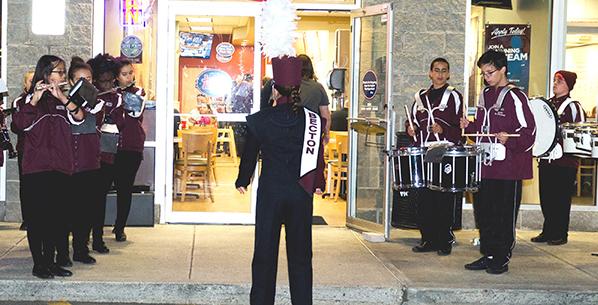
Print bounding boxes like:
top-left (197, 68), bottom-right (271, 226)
top-left (484, 24), bottom-right (531, 94)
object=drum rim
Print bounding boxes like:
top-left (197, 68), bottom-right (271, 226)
top-left (427, 184), bottom-right (479, 193)
top-left (397, 146), bottom-right (427, 155)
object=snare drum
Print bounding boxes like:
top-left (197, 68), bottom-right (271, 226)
top-left (591, 130), bottom-right (598, 158)
top-left (561, 123), bottom-right (591, 154)
top-left (426, 145), bottom-right (482, 193)
top-left (574, 125), bottom-right (596, 156)
top-left (392, 146), bottom-right (427, 190)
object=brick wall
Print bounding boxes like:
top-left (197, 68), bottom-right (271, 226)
top-left (1, 0), bottom-right (94, 221)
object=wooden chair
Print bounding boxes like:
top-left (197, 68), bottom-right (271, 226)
top-left (175, 130), bottom-right (215, 202)
top-left (215, 126), bottom-right (238, 165)
top-left (189, 125), bottom-right (218, 185)
top-left (576, 159), bottom-right (596, 197)
top-left (330, 133), bottom-right (349, 201)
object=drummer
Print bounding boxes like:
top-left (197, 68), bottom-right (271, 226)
top-left (460, 50), bottom-right (535, 275)
top-left (406, 57), bottom-right (464, 256)
top-left (532, 70), bottom-right (585, 246)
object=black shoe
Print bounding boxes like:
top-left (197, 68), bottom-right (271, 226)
top-left (464, 256), bottom-right (491, 270)
top-left (412, 241), bottom-right (436, 253)
top-left (531, 233), bottom-right (548, 243)
top-left (19, 222), bottom-right (27, 231)
top-left (437, 245), bottom-right (452, 256)
top-left (486, 264), bottom-right (509, 275)
top-left (547, 238), bottom-right (568, 246)
top-left (115, 231), bottom-right (127, 242)
top-left (92, 242), bottom-right (110, 254)
top-left (56, 255), bottom-right (73, 267)
top-left (32, 265), bottom-right (54, 279)
top-left (49, 264), bottom-right (73, 277)
top-left (73, 253), bottom-right (97, 264)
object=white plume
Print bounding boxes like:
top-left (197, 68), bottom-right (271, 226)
top-left (260, 0), bottom-right (298, 59)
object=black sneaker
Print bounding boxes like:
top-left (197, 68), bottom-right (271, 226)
top-left (531, 233), bottom-right (548, 243)
top-left (437, 245), bottom-right (452, 256)
top-left (464, 256), bottom-right (491, 270)
top-left (49, 264), bottom-right (73, 277)
top-left (73, 253), bottom-right (97, 264)
top-left (32, 265), bottom-right (54, 279)
top-left (412, 241), bottom-right (436, 253)
top-left (56, 255), bottom-right (73, 268)
top-left (547, 238), bottom-right (568, 246)
top-left (115, 231), bottom-right (127, 242)
top-left (113, 228), bottom-right (127, 242)
top-left (92, 242), bottom-right (110, 254)
top-left (486, 264), bottom-right (509, 275)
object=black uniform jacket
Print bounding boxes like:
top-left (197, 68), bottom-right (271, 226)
top-left (235, 104), bottom-right (325, 195)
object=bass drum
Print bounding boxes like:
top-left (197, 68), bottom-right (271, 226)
top-left (528, 97), bottom-right (559, 157)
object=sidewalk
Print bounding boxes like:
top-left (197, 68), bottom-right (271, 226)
top-left (1, 223), bottom-right (598, 305)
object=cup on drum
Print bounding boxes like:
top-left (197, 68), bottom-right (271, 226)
top-left (426, 145), bottom-right (482, 193)
top-left (393, 146), bottom-right (427, 190)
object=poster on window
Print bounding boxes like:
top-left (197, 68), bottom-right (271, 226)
top-left (484, 24), bottom-right (531, 94)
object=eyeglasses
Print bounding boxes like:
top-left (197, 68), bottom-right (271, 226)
top-left (51, 70), bottom-right (66, 76)
top-left (480, 69), bottom-right (498, 78)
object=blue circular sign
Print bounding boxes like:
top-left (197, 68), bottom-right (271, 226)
top-left (195, 69), bottom-right (233, 97)
top-left (121, 35), bottom-right (143, 58)
top-left (362, 70), bottom-right (378, 100)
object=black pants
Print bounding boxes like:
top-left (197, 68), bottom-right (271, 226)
top-left (250, 182), bottom-right (313, 305)
top-left (539, 163), bottom-right (576, 240)
top-left (414, 188), bottom-right (458, 249)
top-left (100, 151), bottom-right (143, 232)
top-left (474, 179), bottom-right (522, 265)
top-left (64, 169), bottom-right (102, 255)
top-left (17, 152), bottom-right (28, 224)
top-left (22, 171), bottom-right (69, 268)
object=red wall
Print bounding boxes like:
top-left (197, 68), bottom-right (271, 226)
top-left (177, 34), bottom-right (255, 104)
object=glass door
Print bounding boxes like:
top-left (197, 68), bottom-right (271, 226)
top-left (164, 1), bottom-right (262, 224)
top-left (347, 4), bottom-right (394, 238)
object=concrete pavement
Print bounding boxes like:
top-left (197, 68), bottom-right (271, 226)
top-left (1, 222), bottom-right (598, 304)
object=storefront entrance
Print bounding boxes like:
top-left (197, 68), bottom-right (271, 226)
top-left (161, 1), bottom-right (353, 225)
top-left (163, 2), bottom-right (262, 224)
top-left (346, 4), bottom-right (394, 238)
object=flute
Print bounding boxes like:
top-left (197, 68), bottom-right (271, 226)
top-left (35, 82), bottom-right (68, 91)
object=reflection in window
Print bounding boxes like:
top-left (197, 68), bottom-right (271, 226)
top-left (566, 0), bottom-right (598, 206)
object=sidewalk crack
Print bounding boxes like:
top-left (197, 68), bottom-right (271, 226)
top-left (350, 230), bottom-right (409, 285)
top-left (189, 225), bottom-right (197, 280)
top-left (0, 235), bottom-right (27, 260)
top-left (520, 236), bottom-right (598, 282)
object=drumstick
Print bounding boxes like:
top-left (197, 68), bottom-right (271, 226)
top-left (461, 96), bottom-right (468, 137)
top-left (462, 133), bottom-right (520, 138)
top-left (404, 105), bottom-right (417, 142)
top-left (428, 109), bottom-right (441, 141)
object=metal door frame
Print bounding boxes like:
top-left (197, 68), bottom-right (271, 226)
top-left (346, 3), bottom-right (394, 240)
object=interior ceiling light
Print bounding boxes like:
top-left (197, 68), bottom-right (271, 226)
top-left (187, 17), bottom-right (213, 23)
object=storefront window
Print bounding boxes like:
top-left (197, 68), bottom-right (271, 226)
top-left (104, 0), bottom-right (158, 191)
top-left (565, 0), bottom-right (598, 205)
top-left (467, 0), bottom-right (552, 205)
